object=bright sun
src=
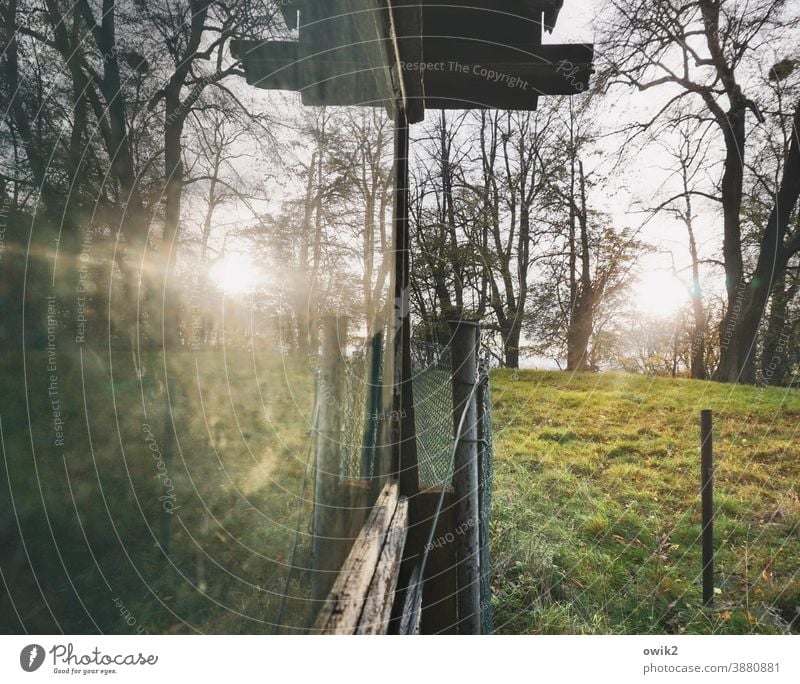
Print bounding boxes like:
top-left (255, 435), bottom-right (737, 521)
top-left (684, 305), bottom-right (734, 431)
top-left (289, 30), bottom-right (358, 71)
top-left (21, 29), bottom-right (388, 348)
top-left (209, 253), bottom-right (261, 295)
top-left (633, 270), bottom-right (688, 317)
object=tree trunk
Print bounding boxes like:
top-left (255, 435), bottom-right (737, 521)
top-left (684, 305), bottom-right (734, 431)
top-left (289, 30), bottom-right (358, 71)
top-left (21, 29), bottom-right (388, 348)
top-left (162, 95), bottom-right (185, 353)
top-left (760, 271), bottom-right (797, 386)
top-left (690, 303), bottom-right (707, 381)
top-left (687, 219), bottom-right (706, 380)
top-left (503, 317), bottom-right (522, 369)
top-left (715, 270), bottom-right (782, 385)
top-left (566, 160), bottom-right (593, 371)
top-left (566, 296), bottom-right (593, 371)
top-left (715, 99), bottom-right (800, 383)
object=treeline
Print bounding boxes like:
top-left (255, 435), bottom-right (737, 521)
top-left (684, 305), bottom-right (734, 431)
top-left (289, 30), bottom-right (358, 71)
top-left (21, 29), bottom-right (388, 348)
top-left (408, 102), bottom-right (641, 372)
top-left (1, 0), bottom-right (284, 350)
top-left (409, 0), bottom-right (800, 385)
top-left (1, 0), bottom-right (396, 357)
top-left (2, 0), bottom-right (800, 385)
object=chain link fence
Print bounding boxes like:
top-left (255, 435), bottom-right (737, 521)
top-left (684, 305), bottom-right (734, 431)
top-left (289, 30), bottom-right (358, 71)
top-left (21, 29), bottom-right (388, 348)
top-left (336, 336), bottom-right (495, 632)
top-left (410, 341), bottom-right (455, 487)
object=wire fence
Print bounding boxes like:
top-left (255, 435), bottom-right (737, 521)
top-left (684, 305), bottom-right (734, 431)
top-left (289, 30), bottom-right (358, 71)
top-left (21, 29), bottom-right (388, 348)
top-left (410, 341), bottom-right (455, 487)
top-left (335, 336), bottom-right (495, 632)
top-left (340, 333), bottom-right (384, 480)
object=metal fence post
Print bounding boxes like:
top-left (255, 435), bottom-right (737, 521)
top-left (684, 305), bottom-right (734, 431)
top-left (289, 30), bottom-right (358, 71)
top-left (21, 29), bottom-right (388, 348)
top-left (476, 352), bottom-right (493, 633)
top-left (360, 329), bottom-right (383, 479)
top-left (391, 109), bottom-right (420, 498)
top-left (701, 409), bottom-right (714, 607)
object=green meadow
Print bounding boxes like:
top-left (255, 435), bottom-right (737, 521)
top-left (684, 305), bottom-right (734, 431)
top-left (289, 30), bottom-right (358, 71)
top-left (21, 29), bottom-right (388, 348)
top-left (2, 352), bottom-right (798, 634)
top-left (489, 370), bottom-right (800, 634)
top-left (0, 350), bottom-right (316, 634)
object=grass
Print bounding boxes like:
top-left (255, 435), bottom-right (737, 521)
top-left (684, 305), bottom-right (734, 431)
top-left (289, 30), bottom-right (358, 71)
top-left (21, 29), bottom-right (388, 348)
top-left (3, 349), bottom-right (799, 635)
top-left (0, 349), bottom-right (318, 634)
top-left (489, 369), bottom-right (800, 634)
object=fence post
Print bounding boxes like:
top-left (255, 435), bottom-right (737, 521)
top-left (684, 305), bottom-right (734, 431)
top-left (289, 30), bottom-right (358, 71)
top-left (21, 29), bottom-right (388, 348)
top-left (311, 315), bottom-right (348, 605)
top-left (360, 329), bottom-right (383, 479)
top-left (391, 111), bottom-right (420, 498)
top-left (449, 318), bottom-right (482, 635)
top-left (701, 409), bottom-right (714, 607)
top-left (476, 352), bottom-right (493, 633)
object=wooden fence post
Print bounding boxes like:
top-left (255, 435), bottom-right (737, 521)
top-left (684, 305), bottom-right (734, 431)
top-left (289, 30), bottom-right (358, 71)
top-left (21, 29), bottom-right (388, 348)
top-left (449, 318), bottom-right (482, 635)
top-left (391, 111), bottom-right (420, 498)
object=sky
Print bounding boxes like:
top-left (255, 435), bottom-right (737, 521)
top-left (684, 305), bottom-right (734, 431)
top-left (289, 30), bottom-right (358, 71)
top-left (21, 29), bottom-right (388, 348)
top-left (546, 0), bottom-right (730, 317)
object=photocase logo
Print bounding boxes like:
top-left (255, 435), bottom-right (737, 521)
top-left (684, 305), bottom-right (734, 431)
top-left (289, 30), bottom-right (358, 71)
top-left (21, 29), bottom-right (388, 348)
top-left (20, 644), bottom-right (45, 672)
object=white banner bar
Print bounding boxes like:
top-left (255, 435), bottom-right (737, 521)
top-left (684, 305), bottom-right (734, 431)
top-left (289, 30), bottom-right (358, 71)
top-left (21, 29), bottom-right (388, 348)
top-left (1, 635), bottom-right (797, 684)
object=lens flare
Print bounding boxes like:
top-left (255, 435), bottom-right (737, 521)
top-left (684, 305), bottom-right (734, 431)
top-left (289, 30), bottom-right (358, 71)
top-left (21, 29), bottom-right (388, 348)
top-left (633, 270), bottom-right (688, 317)
top-left (209, 253), bottom-right (261, 295)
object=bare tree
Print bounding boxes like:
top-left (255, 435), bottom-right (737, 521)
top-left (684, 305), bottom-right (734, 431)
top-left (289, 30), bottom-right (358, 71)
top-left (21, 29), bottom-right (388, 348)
top-left (470, 109), bottom-right (555, 367)
top-left (644, 121), bottom-right (714, 379)
top-left (600, 0), bottom-right (800, 383)
top-left (329, 109), bottom-right (394, 336)
top-left (409, 108), bottom-right (557, 366)
top-left (528, 98), bottom-right (643, 370)
top-left (409, 110), bottom-right (472, 345)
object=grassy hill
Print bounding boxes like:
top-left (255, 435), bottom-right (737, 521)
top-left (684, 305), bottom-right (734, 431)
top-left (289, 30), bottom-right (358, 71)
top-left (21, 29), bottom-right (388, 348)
top-left (0, 350), bottom-right (317, 634)
top-left (489, 369), bottom-right (800, 634)
top-left (2, 348), bottom-right (798, 635)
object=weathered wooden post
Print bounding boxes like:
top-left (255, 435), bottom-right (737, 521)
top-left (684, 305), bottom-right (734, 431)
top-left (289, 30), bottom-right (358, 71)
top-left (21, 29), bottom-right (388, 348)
top-left (391, 111), bottom-right (420, 499)
top-left (475, 352), bottom-right (493, 632)
top-left (700, 409), bottom-right (714, 607)
top-left (449, 318), bottom-right (482, 634)
top-left (311, 315), bottom-right (348, 605)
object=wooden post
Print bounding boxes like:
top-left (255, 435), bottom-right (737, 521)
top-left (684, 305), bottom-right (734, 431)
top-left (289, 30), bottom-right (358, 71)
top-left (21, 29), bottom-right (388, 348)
top-left (313, 482), bottom-right (401, 634)
top-left (449, 318), bottom-right (482, 634)
top-left (701, 409), bottom-right (714, 607)
top-left (475, 353), bottom-right (492, 631)
top-left (391, 110), bottom-right (420, 498)
top-left (311, 315), bottom-right (347, 605)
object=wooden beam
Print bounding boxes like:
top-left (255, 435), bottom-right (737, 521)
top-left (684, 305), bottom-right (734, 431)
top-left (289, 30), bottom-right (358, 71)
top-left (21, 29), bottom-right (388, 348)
top-left (392, 112), bottom-right (421, 497)
top-left (388, 0), bottom-right (425, 123)
top-left (398, 565), bottom-right (422, 635)
top-left (356, 498), bottom-right (409, 634)
top-left (312, 481), bottom-right (399, 634)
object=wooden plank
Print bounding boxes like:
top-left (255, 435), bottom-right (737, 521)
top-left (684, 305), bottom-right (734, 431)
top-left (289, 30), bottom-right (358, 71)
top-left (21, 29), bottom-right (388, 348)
top-left (356, 498), bottom-right (409, 634)
top-left (312, 481), bottom-right (399, 634)
top-left (398, 564), bottom-right (422, 635)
